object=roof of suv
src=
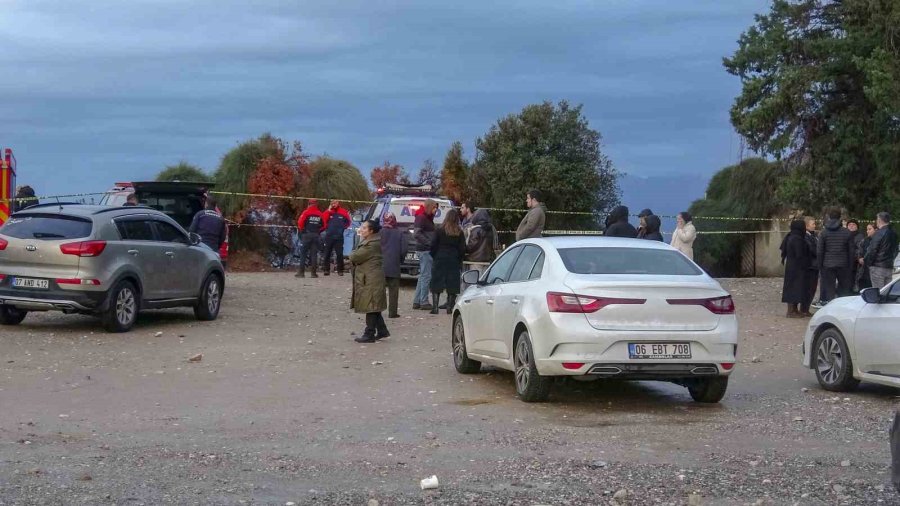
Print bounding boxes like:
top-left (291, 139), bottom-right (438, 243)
top-left (12, 203), bottom-right (168, 220)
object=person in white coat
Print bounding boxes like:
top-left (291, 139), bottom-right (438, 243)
top-left (671, 212), bottom-right (697, 260)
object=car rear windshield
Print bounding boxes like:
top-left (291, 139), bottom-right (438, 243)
top-left (558, 247), bottom-right (702, 275)
top-left (0, 214), bottom-right (93, 240)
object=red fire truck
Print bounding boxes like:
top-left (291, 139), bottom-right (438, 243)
top-left (0, 148), bottom-right (16, 226)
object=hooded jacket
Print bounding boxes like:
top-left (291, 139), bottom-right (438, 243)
top-left (604, 206), bottom-right (637, 238)
top-left (817, 218), bottom-right (852, 270)
top-left (641, 214), bottom-right (664, 242)
top-left (466, 209), bottom-right (497, 263)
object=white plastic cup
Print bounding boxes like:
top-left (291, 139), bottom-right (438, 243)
top-left (420, 475), bottom-right (439, 490)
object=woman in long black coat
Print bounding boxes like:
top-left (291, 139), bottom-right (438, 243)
top-left (781, 219), bottom-right (811, 318)
top-left (429, 209), bottom-right (466, 315)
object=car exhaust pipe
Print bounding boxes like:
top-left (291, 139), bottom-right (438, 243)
top-left (690, 366), bottom-right (719, 375)
top-left (588, 365), bottom-right (622, 376)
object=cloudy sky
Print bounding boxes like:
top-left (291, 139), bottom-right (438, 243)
top-left (0, 0), bottom-right (769, 199)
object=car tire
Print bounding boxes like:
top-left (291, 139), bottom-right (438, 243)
top-left (0, 306), bottom-right (27, 325)
top-left (451, 314), bottom-right (481, 374)
top-left (102, 280), bottom-right (139, 333)
top-left (194, 273), bottom-right (223, 321)
top-left (513, 330), bottom-right (551, 402)
top-left (687, 376), bottom-right (729, 403)
top-left (814, 328), bottom-right (860, 392)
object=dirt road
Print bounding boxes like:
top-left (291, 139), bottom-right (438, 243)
top-left (1, 274), bottom-right (897, 505)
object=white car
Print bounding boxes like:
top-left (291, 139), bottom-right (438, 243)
top-left (802, 281), bottom-right (900, 391)
top-left (451, 237), bottom-right (738, 403)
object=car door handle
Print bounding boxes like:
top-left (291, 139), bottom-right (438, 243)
top-left (165, 251), bottom-right (175, 257)
top-left (127, 249), bottom-right (139, 256)
top-left (463, 299), bottom-right (472, 304)
top-left (486, 299), bottom-right (494, 305)
top-left (511, 298), bottom-right (520, 305)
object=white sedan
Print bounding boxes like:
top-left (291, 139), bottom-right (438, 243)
top-left (451, 237), bottom-right (738, 403)
top-left (803, 281), bottom-right (900, 391)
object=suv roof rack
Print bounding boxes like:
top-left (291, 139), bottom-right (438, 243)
top-left (15, 202), bottom-right (83, 210)
top-left (377, 182), bottom-right (435, 196)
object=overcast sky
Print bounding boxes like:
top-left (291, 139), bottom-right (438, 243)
top-left (0, 0), bottom-right (769, 199)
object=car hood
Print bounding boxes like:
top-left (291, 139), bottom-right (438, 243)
top-left (811, 294), bottom-right (866, 322)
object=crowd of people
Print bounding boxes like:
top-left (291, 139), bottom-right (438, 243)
top-left (781, 210), bottom-right (899, 318)
top-left (335, 190), bottom-right (699, 343)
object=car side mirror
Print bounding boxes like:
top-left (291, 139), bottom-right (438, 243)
top-left (861, 287), bottom-right (882, 304)
top-left (189, 232), bottom-right (202, 246)
top-left (462, 270), bottom-right (482, 286)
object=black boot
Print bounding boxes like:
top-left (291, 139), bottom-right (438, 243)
top-left (429, 293), bottom-right (440, 315)
top-left (355, 315), bottom-right (379, 343)
top-left (375, 314), bottom-right (390, 339)
top-left (295, 266), bottom-right (305, 278)
top-left (446, 295), bottom-right (456, 314)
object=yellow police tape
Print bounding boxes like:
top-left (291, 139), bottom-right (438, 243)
top-left (0, 188), bottom-right (872, 224)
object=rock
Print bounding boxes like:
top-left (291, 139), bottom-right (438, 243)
top-left (154, 331), bottom-right (163, 337)
top-left (78, 473), bottom-right (92, 481)
top-left (687, 493), bottom-right (703, 506)
top-left (372, 361), bottom-right (383, 366)
top-left (188, 354), bottom-right (203, 363)
top-left (801, 387), bottom-right (809, 392)
top-left (27, 467), bottom-right (41, 475)
top-left (613, 489), bottom-right (629, 501)
top-left (840, 460), bottom-right (850, 467)
top-left (286, 502), bottom-right (296, 506)
top-left (751, 356), bottom-right (761, 363)
top-left (833, 484), bottom-right (845, 494)
top-left (367, 500), bottom-right (379, 506)
top-left (793, 417), bottom-right (804, 422)
top-left (590, 460), bottom-right (608, 469)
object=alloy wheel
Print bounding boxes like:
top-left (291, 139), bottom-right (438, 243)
top-left (207, 279), bottom-right (221, 314)
top-left (816, 335), bottom-right (843, 385)
top-left (116, 288), bottom-right (136, 326)
top-left (515, 337), bottom-right (531, 393)
top-left (452, 318), bottom-right (465, 366)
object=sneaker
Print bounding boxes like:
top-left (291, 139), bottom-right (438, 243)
top-left (412, 303), bottom-right (421, 310)
top-left (811, 300), bottom-right (824, 309)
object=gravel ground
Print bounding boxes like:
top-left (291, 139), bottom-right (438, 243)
top-left (1, 274), bottom-right (899, 505)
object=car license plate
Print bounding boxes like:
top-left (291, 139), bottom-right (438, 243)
top-left (12, 277), bottom-right (49, 290)
top-left (628, 342), bottom-right (691, 359)
top-left (405, 252), bottom-right (419, 262)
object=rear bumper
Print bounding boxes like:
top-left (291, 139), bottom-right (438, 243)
top-left (531, 313), bottom-right (738, 376)
top-left (0, 288), bottom-right (107, 312)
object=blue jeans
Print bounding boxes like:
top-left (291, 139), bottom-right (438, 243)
top-left (414, 251), bottom-right (433, 305)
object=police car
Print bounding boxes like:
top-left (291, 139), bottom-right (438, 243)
top-left (358, 183), bottom-right (454, 276)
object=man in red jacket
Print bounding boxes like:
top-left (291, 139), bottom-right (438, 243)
top-left (321, 200), bottom-right (352, 276)
top-left (296, 200), bottom-right (324, 278)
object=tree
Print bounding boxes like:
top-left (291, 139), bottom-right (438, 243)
top-left (475, 100), bottom-right (619, 231)
top-left (370, 161), bottom-right (410, 188)
top-left (725, 0), bottom-right (900, 217)
top-left (415, 159), bottom-right (440, 188)
top-left (689, 158), bottom-right (786, 276)
top-left (440, 141), bottom-right (470, 204)
top-left (156, 162), bottom-right (211, 182)
top-left (308, 157), bottom-right (372, 212)
top-left (213, 133), bottom-right (281, 219)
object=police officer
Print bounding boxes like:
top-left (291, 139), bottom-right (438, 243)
top-left (189, 196), bottom-right (227, 254)
top-left (321, 200), bottom-right (352, 276)
top-left (295, 199), bottom-right (324, 278)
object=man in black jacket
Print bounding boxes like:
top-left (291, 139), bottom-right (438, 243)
top-left (865, 212), bottom-right (899, 289)
top-left (189, 197), bottom-right (227, 253)
top-left (604, 205), bottom-right (638, 238)
top-left (817, 209), bottom-right (853, 304)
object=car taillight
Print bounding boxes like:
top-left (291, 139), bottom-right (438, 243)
top-left (562, 362), bottom-right (585, 370)
top-left (55, 278), bottom-right (101, 286)
top-left (667, 295), bottom-right (735, 315)
top-left (720, 363), bottom-right (735, 371)
top-left (0, 238), bottom-right (7, 251)
top-left (60, 240), bottom-right (107, 257)
top-left (546, 292), bottom-right (645, 313)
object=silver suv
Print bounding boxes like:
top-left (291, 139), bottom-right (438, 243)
top-left (0, 204), bottom-right (225, 332)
